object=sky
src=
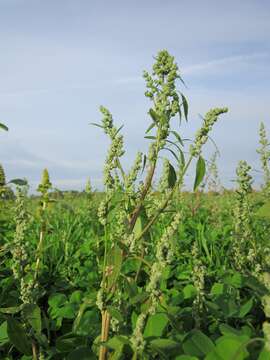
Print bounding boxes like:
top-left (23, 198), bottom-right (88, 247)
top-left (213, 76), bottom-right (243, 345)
top-left (0, 0), bottom-right (269, 191)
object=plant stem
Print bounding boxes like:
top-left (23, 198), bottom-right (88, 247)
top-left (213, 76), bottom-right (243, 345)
top-left (134, 156), bottom-right (193, 243)
top-left (99, 310), bottom-right (111, 360)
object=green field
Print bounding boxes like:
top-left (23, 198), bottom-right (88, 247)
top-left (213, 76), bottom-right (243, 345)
top-left (0, 50), bottom-right (270, 360)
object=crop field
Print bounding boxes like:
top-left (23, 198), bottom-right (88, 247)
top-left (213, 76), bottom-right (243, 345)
top-left (0, 51), bottom-right (270, 360)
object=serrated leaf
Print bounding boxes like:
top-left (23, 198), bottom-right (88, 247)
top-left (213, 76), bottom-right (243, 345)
top-left (193, 156), bottom-right (206, 191)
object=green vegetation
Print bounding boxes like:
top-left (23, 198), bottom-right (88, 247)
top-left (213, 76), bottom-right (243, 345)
top-left (0, 51), bottom-right (270, 359)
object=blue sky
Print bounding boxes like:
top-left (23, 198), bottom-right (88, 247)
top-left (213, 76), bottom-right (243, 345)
top-left (0, 0), bottom-right (269, 191)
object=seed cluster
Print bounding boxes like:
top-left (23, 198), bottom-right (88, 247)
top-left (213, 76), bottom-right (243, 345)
top-left (190, 108), bottom-right (228, 157)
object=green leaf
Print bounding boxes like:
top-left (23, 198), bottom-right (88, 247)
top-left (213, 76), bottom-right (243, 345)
top-left (175, 356), bottom-right (198, 360)
top-left (255, 201), bottom-right (270, 219)
top-left (149, 109), bottom-right (159, 124)
top-left (58, 304), bottom-right (76, 319)
top-left (129, 292), bottom-right (149, 306)
top-left (0, 321), bottom-right (8, 345)
top-left (181, 93), bottom-right (189, 121)
top-left (73, 309), bottom-right (99, 336)
top-left (183, 284), bottom-right (197, 299)
top-left (183, 330), bottom-right (215, 357)
top-left (107, 306), bottom-right (124, 323)
top-left (56, 333), bottom-right (85, 352)
top-left (22, 304), bottom-right (42, 334)
top-left (8, 178), bottom-right (28, 186)
top-left (258, 348), bottom-right (270, 360)
top-left (150, 338), bottom-right (181, 352)
top-left (170, 130), bottom-right (184, 146)
top-left (67, 347), bottom-right (95, 360)
top-left (0, 123), bottom-right (8, 131)
top-left (106, 244), bottom-right (123, 291)
top-left (141, 154), bottom-right (147, 174)
top-left (70, 290), bottom-right (83, 304)
top-left (0, 305), bottom-right (24, 314)
top-left (7, 318), bottom-right (32, 355)
top-left (205, 335), bottom-right (249, 360)
top-left (219, 324), bottom-right (242, 337)
top-left (115, 124), bottom-right (124, 135)
top-left (164, 147), bottom-right (179, 162)
top-left (179, 149), bottom-right (185, 169)
top-left (193, 156), bottom-right (206, 191)
top-left (90, 122), bottom-right (104, 129)
top-left (238, 298), bottom-right (253, 318)
top-left (144, 136), bottom-right (156, 140)
top-left (144, 313), bottom-right (168, 338)
top-left (168, 162), bottom-right (177, 188)
top-left (211, 283), bottom-right (224, 296)
top-left (145, 122), bottom-right (156, 134)
top-left (48, 293), bottom-right (67, 308)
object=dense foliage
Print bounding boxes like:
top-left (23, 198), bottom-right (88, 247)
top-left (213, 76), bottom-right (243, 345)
top-left (0, 51), bottom-right (270, 359)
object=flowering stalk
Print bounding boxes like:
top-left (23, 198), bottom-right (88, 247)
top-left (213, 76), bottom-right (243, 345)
top-left (0, 163), bottom-right (6, 198)
top-left (257, 122), bottom-right (270, 196)
top-left (191, 242), bottom-right (206, 328)
top-left (130, 213), bottom-right (181, 355)
top-left (232, 161), bottom-right (256, 272)
top-left (93, 50), bottom-right (228, 360)
top-left (34, 169), bottom-right (52, 282)
top-left (12, 185), bottom-right (32, 303)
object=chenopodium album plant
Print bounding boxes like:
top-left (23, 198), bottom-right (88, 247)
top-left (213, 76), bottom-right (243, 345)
top-left (5, 169), bottom-right (53, 360)
top-left (93, 50), bottom-right (228, 359)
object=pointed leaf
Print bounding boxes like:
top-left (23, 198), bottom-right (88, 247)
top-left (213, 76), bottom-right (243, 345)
top-left (144, 136), bottom-right (156, 140)
top-left (181, 93), bottom-right (189, 121)
top-left (193, 156), bottom-right (206, 191)
top-left (146, 122), bottom-right (156, 134)
top-left (90, 122), bottom-right (104, 129)
top-left (0, 123), bottom-right (8, 131)
top-left (168, 162), bottom-right (177, 188)
top-left (149, 109), bottom-right (159, 124)
top-left (171, 130), bottom-right (184, 146)
top-left (164, 147), bottom-right (179, 162)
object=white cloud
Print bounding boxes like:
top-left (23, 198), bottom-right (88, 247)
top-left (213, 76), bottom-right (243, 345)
top-left (182, 53), bottom-right (269, 76)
